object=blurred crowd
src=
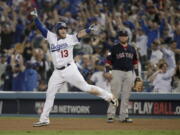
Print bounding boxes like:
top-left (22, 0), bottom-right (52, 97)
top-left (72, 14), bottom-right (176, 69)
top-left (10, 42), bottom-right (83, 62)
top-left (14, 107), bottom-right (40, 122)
top-left (0, 0), bottom-right (180, 93)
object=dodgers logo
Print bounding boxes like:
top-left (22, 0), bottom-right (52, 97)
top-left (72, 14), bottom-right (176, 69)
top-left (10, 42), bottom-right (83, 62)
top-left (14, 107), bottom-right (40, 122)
top-left (50, 43), bottom-right (68, 52)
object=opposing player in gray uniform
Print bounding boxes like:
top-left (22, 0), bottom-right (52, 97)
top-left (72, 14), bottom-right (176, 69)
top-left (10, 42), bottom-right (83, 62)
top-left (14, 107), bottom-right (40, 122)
top-left (30, 9), bottom-right (118, 127)
top-left (106, 30), bottom-right (140, 123)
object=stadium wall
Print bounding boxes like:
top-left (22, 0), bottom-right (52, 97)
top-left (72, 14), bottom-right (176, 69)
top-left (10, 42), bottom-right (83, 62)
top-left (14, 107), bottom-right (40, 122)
top-left (0, 92), bottom-right (180, 116)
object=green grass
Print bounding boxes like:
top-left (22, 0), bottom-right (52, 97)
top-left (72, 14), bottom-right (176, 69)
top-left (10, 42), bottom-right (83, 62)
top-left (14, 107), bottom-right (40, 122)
top-left (0, 130), bottom-right (180, 135)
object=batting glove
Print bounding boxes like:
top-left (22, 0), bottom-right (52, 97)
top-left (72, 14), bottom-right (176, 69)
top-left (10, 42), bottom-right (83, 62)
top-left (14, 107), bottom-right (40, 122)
top-left (30, 8), bottom-right (38, 17)
top-left (90, 24), bottom-right (100, 32)
top-left (86, 24), bottom-right (99, 34)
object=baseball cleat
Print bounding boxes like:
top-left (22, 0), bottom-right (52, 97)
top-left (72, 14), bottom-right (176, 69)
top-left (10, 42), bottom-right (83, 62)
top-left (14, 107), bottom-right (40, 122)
top-left (107, 117), bottom-right (115, 123)
top-left (120, 118), bottom-right (133, 123)
top-left (110, 97), bottom-right (119, 107)
top-left (33, 121), bottom-right (49, 127)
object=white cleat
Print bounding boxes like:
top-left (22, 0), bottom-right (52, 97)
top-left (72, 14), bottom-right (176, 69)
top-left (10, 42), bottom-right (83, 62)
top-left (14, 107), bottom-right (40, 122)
top-left (107, 117), bottom-right (115, 123)
top-left (110, 97), bottom-right (119, 107)
top-left (120, 118), bottom-right (133, 123)
top-left (33, 121), bottom-right (50, 127)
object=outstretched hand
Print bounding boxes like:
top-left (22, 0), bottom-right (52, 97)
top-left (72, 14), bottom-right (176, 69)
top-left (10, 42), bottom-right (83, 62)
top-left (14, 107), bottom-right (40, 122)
top-left (88, 24), bottom-right (99, 33)
top-left (77, 24), bottom-right (100, 38)
top-left (30, 8), bottom-right (38, 18)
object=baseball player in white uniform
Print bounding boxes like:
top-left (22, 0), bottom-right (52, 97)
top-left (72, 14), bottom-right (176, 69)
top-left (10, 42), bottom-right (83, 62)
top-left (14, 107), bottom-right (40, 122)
top-left (30, 9), bottom-right (118, 127)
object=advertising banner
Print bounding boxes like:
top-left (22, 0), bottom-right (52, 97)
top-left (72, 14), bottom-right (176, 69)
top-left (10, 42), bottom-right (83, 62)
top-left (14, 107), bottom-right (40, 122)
top-left (1, 98), bottom-right (180, 116)
top-left (129, 101), bottom-right (180, 115)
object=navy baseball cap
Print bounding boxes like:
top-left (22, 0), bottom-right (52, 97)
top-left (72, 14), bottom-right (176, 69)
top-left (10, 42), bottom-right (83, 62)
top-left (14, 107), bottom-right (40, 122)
top-left (117, 30), bottom-right (128, 37)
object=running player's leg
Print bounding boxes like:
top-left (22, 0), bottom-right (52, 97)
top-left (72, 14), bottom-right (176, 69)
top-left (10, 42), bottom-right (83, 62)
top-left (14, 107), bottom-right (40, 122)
top-left (64, 63), bottom-right (117, 103)
top-left (119, 71), bottom-right (133, 121)
top-left (107, 70), bottom-right (122, 121)
top-left (39, 70), bottom-right (64, 123)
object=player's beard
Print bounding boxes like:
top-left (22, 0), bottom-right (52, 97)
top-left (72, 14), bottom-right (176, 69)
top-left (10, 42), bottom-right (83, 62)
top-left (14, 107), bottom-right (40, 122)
top-left (120, 40), bottom-right (128, 45)
top-left (119, 37), bottom-right (128, 45)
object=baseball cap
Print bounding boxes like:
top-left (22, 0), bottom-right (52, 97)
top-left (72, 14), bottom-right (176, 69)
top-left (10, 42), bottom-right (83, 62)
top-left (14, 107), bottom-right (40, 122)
top-left (117, 30), bottom-right (128, 37)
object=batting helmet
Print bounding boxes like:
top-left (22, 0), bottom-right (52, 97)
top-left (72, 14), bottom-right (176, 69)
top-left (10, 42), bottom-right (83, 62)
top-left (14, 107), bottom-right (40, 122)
top-left (117, 30), bottom-right (128, 37)
top-left (55, 22), bottom-right (67, 33)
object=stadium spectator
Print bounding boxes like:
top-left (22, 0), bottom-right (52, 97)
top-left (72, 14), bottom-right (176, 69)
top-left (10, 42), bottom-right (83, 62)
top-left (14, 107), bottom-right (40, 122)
top-left (12, 64), bottom-right (26, 91)
top-left (135, 28), bottom-right (148, 70)
top-left (10, 43), bottom-right (26, 91)
top-left (24, 62), bottom-right (39, 91)
top-left (151, 63), bottom-right (175, 93)
top-left (1, 65), bottom-right (13, 91)
top-left (22, 41), bottom-right (33, 61)
top-left (77, 54), bottom-right (94, 83)
top-left (0, 0), bottom-right (179, 92)
top-left (90, 68), bottom-right (112, 93)
top-left (169, 40), bottom-right (180, 63)
top-left (174, 23), bottom-right (180, 49)
top-left (149, 46), bottom-right (176, 93)
top-left (172, 61), bottom-right (180, 93)
top-left (149, 41), bottom-right (163, 65)
top-left (0, 54), bottom-right (7, 89)
top-left (132, 77), bottom-right (144, 92)
top-left (139, 17), bottom-right (165, 49)
top-left (31, 48), bottom-right (46, 81)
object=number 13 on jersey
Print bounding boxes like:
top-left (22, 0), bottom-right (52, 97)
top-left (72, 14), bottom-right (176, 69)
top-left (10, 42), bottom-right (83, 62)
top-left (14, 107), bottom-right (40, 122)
top-left (60, 50), bottom-right (69, 58)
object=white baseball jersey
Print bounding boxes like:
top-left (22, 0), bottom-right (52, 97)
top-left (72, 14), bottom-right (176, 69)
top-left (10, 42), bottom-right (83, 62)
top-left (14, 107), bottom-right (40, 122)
top-left (46, 31), bottom-right (79, 68)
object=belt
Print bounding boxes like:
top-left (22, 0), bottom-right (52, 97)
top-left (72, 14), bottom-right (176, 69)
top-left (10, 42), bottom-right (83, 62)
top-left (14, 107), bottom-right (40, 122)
top-left (56, 63), bottom-right (71, 70)
top-left (114, 68), bottom-right (131, 72)
top-left (120, 69), bottom-right (131, 72)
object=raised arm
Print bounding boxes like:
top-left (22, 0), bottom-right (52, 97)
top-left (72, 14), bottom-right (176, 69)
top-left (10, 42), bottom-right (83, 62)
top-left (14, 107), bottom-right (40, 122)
top-left (30, 8), bottom-right (48, 38)
top-left (77, 24), bottom-right (97, 39)
top-left (160, 47), bottom-right (176, 69)
top-left (139, 19), bottom-right (149, 34)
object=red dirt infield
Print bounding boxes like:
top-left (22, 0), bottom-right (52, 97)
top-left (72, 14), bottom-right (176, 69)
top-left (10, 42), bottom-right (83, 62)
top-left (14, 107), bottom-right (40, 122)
top-left (0, 118), bottom-right (180, 131)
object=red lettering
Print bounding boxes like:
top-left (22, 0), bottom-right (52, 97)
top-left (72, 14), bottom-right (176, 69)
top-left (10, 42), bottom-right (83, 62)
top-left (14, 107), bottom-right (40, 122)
top-left (60, 50), bottom-right (69, 58)
top-left (153, 102), bottom-right (174, 115)
top-left (159, 102), bottom-right (163, 114)
top-left (168, 102), bottom-right (173, 115)
top-left (164, 102), bottom-right (173, 115)
top-left (153, 102), bottom-right (159, 114)
top-left (165, 102), bottom-right (168, 114)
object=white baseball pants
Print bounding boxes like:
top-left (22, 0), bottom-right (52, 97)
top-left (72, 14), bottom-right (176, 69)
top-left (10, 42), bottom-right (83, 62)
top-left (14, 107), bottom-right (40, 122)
top-left (40, 62), bottom-right (113, 122)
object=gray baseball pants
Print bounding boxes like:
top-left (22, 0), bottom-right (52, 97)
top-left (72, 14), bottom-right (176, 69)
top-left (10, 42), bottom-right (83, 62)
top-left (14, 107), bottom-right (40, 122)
top-left (107, 70), bottom-right (133, 120)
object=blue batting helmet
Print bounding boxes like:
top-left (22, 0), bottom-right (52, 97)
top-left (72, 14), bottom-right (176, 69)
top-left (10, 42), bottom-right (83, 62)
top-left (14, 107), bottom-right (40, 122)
top-left (55, 22), bottom-right (67, 33)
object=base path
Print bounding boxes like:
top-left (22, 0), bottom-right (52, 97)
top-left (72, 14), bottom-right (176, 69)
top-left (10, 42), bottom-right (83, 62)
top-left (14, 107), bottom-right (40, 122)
top-left (0, 118), bottom-right (180, 131)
